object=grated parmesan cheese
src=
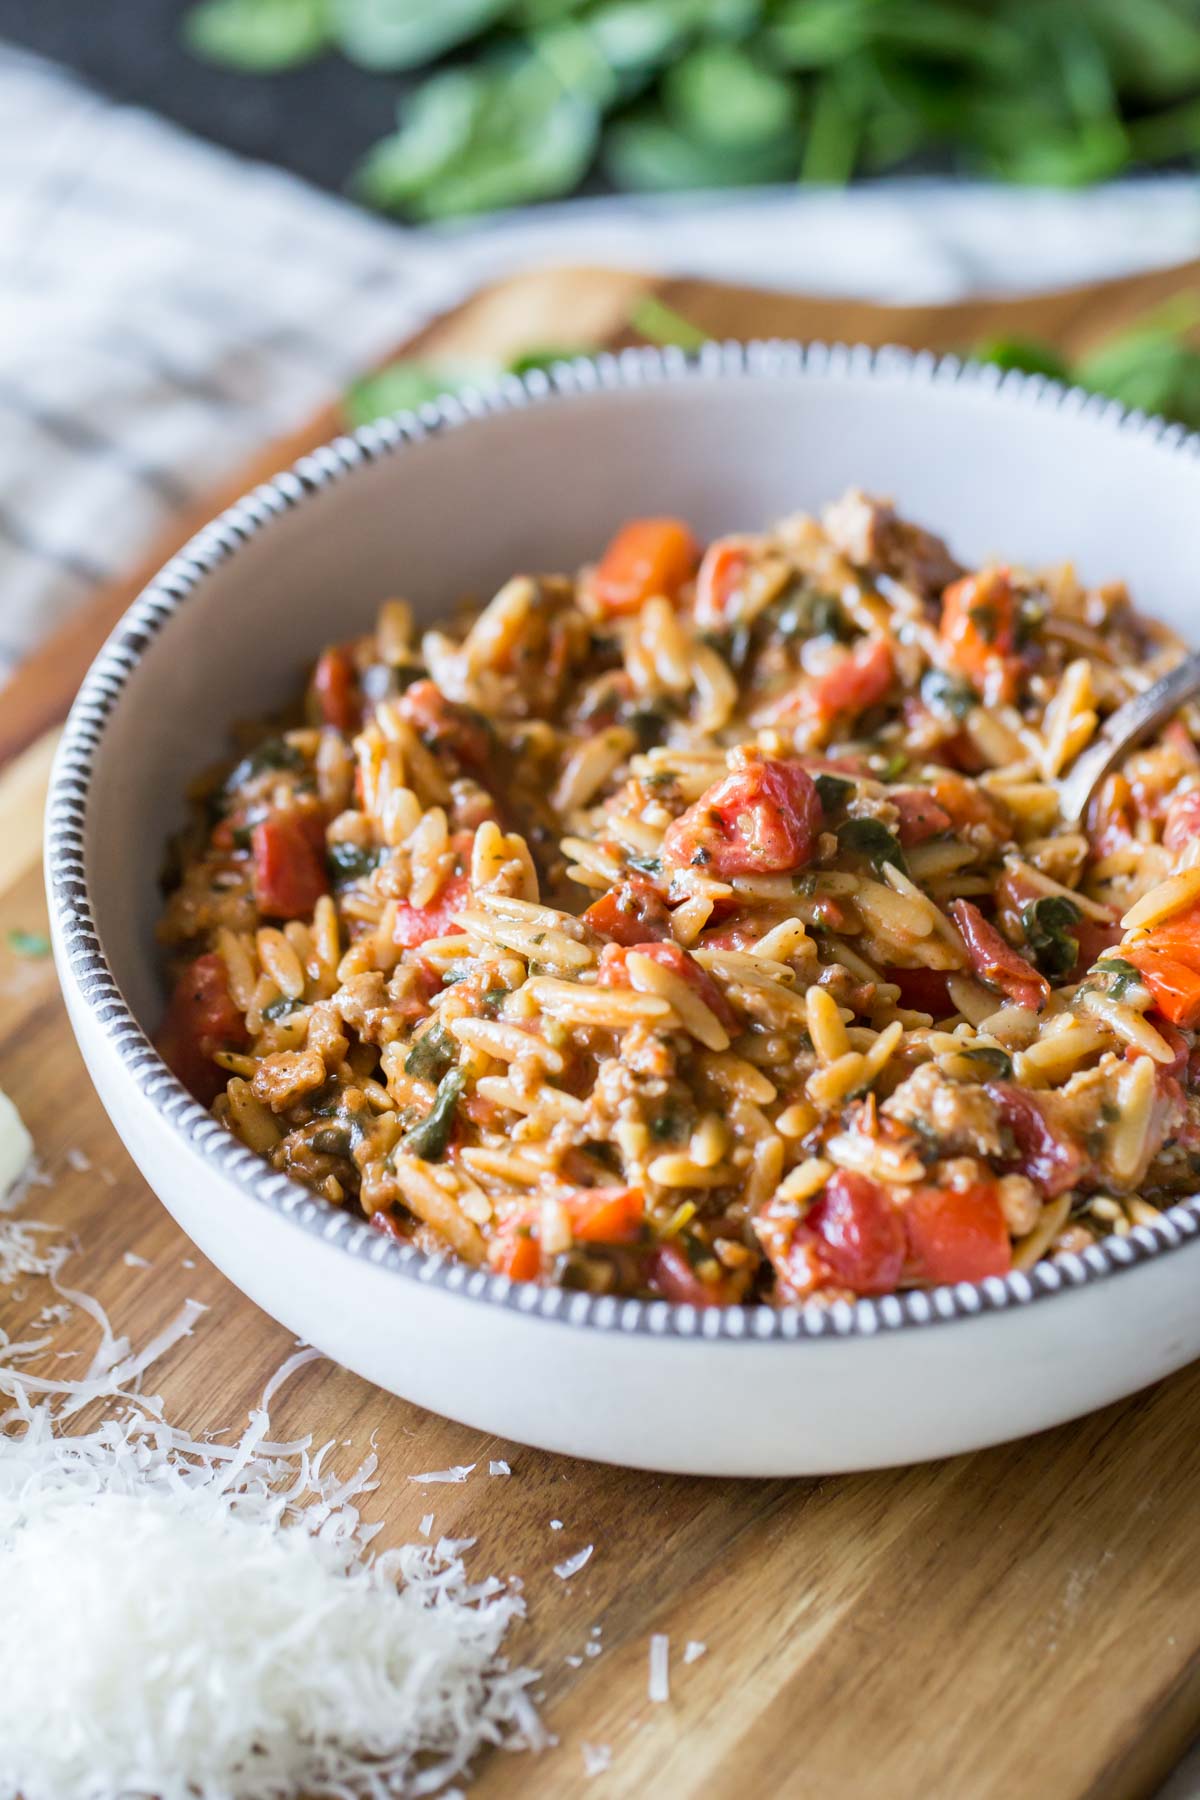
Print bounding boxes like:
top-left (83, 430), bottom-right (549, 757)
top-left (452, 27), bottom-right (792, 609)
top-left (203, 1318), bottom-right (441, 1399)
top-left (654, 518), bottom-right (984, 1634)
top-left (553, 1545), bottom-right (594, 1581)
top-left (582, 1743), bottom-right (612, 1777)
top-left (488, 1459), bottom-right (510, 1477)
top-left (409, 1464), bottom-right (475, 1484)
top-left (648, 1634), bottom-right (670, 1704)
top-left (0, 1294), bottom-right (543, 1799)
top-left (683, 1640), bottom-right (707, 1664)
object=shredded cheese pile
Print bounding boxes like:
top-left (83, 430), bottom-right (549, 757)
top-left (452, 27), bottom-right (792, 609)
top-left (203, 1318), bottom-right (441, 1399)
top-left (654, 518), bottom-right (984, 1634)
top-left (0, 1298), bottom-right (543, 1798)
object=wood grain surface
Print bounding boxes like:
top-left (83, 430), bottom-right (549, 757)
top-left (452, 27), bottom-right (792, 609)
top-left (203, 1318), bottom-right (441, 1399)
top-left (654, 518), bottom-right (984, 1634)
top-left (5, 258), bottom-right (1200, 1798)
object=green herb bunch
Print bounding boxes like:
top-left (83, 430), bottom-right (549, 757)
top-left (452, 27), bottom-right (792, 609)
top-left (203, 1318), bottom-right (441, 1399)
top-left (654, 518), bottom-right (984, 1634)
top-left (184, 0), bottom-right (1200, 219)
top-left (344, 291), bottom-right (1200, 438)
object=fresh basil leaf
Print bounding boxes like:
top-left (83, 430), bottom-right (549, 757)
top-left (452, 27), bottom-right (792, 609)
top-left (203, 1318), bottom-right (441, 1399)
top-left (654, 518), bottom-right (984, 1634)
top-left (814, 773), bottom-right (854, 815)
top-left (7, 928), bottom-right (50, 959)
top-left (331, 0), bottom-right (509, 70)
top-left (262, 995), bottom-right (301, 1021)
top-left (627, 294), bottom-right (707, 350)
top-left (400, 1069), bottom-right (465, 1161)
top-left (663, 43), bottom-right (800, 151)
top-left (604, 106), bottom-right (797, 192)
top-left (507, 345), bottom-right (599, 376)
top-left (974, 337), bottom-right (1072, 382)
top-left (837, 817), bottom-right (907, 874)
top-left (344, 358), bottom-right (498, 426)
top-left (359, 55), bottom-right (600, 219)
top-left (1021, 895), bottom-right (1083, 978)
top-left (185, 0), bottom-right (330, 69)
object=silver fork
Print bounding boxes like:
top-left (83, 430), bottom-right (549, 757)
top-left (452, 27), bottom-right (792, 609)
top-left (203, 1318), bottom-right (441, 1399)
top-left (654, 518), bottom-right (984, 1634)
top-left (1056, 652), bottom-right (1200, 827)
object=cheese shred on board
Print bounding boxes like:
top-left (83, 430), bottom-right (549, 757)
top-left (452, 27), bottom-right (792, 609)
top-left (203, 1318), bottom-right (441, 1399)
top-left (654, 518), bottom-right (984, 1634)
top-left (0, 1279), bottom-right (544, 1798)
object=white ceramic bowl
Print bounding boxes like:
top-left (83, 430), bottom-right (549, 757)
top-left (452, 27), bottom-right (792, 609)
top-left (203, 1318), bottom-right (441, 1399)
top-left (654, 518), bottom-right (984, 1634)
top-left (47, 342), bottom-right (1200, 1476)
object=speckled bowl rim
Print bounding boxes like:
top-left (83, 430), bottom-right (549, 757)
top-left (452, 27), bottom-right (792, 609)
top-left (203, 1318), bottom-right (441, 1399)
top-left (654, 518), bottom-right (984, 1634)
top-left (46, 338), bottom-right (1200, 1344)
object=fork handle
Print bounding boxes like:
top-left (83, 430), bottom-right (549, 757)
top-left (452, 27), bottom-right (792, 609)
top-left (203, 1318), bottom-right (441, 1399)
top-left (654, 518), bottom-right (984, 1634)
top-left (1057, 651), bottom-right (1200, 827)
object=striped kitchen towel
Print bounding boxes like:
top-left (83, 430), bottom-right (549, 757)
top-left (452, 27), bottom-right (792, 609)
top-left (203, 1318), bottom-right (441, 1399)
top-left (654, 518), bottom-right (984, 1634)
top-left (0, 44), bottom-right (455, 686)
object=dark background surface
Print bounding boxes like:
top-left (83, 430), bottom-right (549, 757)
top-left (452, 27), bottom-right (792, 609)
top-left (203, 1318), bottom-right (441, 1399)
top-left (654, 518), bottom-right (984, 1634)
top-left (0, 0), bottom-right (400, 196)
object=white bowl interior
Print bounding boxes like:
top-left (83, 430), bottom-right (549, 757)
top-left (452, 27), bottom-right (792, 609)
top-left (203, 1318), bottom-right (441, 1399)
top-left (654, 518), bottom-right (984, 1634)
top-left (81, 358), bottom-right (1200, 1035)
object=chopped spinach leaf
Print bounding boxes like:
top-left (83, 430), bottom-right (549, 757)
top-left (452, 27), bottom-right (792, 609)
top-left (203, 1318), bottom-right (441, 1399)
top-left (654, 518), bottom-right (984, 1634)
top-left (225, 736), bottom-right (305, 791)
top-left (814, 773), bottom-right (854, 816)
top-left (836, 817), bottom-right (907, 875)
top-left (262, 995), bottom-right (301, 1021)
top-left (1021, 895), bottom-right (1083, 978)
top-left (404, 1022), bottom-right (456, 1084)
top-left (1094, 956), bottom-right (1144, 1001)
top-left (920, 667), bottom-right (977, 721)
top-left (959, 1045), bottom-right (1014, 1080)
top-left (400, 1069), bottom-right (464, 1162)
top-left (625, 852), bottom-right (663, 875)
top-left (327, 840), bottom-right (385, 884)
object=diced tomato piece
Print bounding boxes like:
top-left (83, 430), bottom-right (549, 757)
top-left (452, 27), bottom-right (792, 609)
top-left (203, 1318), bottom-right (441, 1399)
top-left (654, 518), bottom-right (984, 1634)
top-left (798, 638), bottom-right (894, 726)
top-left (398, 679), bottom-right (491, 773)
top-left (647, 1242), bottom-right (735, 1307)
top-left (883, 966), bottom-right (955, 1017)
top-left (157, 951), bottom-right (247, 1106)
top-left (568, 1186), bottom-right (645, 1245)
top-left (592, 517), bottom-right (699, 617)
top-left (312, 646), bottom-right (359, 734)
top-left (661, 757), bottom-right (821, 879)
top-left (597, 939), bottom-right (738, 1033)
top-left (252, 809), bottom-right (329, 920)
top-left (986, 1082), bottom-right (1088, 1197)
top-left (582, 876), bottom-right (673, 946)
top-left (393, 873), bottom-right (470, 949)
top-left (799, 1171), bottom-right (906, 1296)
top-left (939, 566), bottom-right (1019, 701)
top-left (903, 1180), bottom-right (1011, 1285)
top-left (1122, 947), bottom-right (1200, 1029)
top-left (693, 538), bottom-right (750, 630)
top-left (1122, 900), bottom-right (1200, 1028)
top-left (488, 1225), bottom-right (542, 1283)
top-left (890, 788), bottom-right (953, 847)
top-left (949, 899), bottom-right (1049, 1011)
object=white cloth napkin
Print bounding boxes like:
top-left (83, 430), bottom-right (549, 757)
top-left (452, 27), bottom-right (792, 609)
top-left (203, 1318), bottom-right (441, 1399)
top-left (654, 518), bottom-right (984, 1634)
top-left (2, 41), bottom-right (1199, 687)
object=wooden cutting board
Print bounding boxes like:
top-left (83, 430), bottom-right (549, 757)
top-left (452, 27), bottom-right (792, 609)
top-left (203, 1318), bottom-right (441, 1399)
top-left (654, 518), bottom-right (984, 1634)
top-left (5, 258), bottom-right (1200, 1799)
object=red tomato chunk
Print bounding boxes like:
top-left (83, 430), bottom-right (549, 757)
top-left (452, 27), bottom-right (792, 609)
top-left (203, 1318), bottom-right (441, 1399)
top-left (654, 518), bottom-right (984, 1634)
top-left (592, 518), bottom-right (699, 617)
top-left (903, 1181), bottom-right (1011, 1284)
top-left (949, 899), bottom-right (1049, 1012)
top-left (661, 757), bottom-right (821, 879)
top-left (788, 1171), bottom-right (906, 1298)
top-left (157, 951), bottom-right (247, 1106)
top-left (252, 809), bottom-right (329, 920)
top-left (393, 874), bottom-right (470, 949)
top-left (582, 875), bottom-right (673, 946)
top-left (312, 646), bottom-right (359, 734)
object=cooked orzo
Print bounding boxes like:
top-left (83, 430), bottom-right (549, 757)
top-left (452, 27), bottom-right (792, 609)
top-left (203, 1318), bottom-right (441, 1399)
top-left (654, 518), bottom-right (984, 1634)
top-left (157, 492), bottom-right (1200, 1304)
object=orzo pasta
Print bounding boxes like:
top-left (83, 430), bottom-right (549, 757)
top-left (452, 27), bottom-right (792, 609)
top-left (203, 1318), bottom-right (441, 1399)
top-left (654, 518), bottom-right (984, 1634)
top-left (157, 492), bottom-right (1200, 1304)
